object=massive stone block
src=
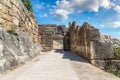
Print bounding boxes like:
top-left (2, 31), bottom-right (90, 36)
top-left (64, 21), bottom-right (120, 72)
top-left (0, 27), bottom-right (41, 73)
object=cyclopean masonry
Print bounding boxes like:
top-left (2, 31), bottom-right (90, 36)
top-left (64, 21), bottom-right (120, 74)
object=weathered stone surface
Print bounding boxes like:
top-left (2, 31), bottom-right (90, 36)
top-left (64, 21), bottom-right (120, 72)
top-left (38, 24), bottom-right (68, 51)
top-left (0, 27), bottom-right (41, 73)
top-left (39, 26), bottom-right (53, 51)
top-left (0, 0), bottom-right (40, 43)
top-left (100, 34), bottom-right (120, 48)
top-left (38, 24), bottom-right (67, 37)
top-left (90, 41), bottom-right (114, 60)
top-left (0, 0), bottom-right (42, 74)
top-left (11, 17), bottom-right (19, 26)
top-left (0, 18), bottom-right (5, 25)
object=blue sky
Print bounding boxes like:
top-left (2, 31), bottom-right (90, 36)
top-left (30, 0), bottom-right (120, 39)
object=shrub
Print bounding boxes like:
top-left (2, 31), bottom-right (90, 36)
top-left (106, 65), bottom-right (120, 77)
top-left (22, 0), bottom-right (33, 12)
top-left (114, 48), bottom-right (120, 57)
top-left (7, 26), bottom-right (17, 36)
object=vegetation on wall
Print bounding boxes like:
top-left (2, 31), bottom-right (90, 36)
top-left (7, 26), bottom-right (17, 35)
top-left (106, 64), bottom-right (120, 77)
top-left (21, 0), bottom-right (33, 12)
top-left (114, 48), bottom-right (120, 57)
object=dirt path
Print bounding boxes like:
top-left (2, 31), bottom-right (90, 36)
top-left (1, 49), bottom-right (120, 80)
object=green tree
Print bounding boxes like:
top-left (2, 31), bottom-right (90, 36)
top-left (22, 0), bottom-right (33, 12)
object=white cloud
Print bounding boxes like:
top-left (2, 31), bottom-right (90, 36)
top-left (43, 13), bottom-right (47, 17)
top-left (51, 0), bottom-right (73, 21)
top-left (107, 21), bottom-right (120, 28)
top-left (101, 21), bottom-right (120, 28)
top-left (32, 4), bottom-right (43, 12)
top-left (51, 0), bottom-right (114, 21)
top-left (53, 9), bottom-right (70, 21)
top-left (99, 0), bottom-right (114, 9)
top-left (114, 5), bottom-right (120, 13)
top-left (32, 3), bottom-right (44, 12)
top-left (39, 13), bottom-right (47, 18)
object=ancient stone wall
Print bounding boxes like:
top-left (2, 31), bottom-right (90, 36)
top-left (64, 22), bottom-right (93, 59)
top-left (0, 0), bottom-right (40, 42)
top-left (64, 21), bottom-right (120, 73)
top-left (38, 25), bottom-right (53, 51)
top-left (38, 24), bottom-right (68, 51)
top-left (71, 22), bottom-right (91, 59)
top-left (0, 0), bottom-right (41, 74)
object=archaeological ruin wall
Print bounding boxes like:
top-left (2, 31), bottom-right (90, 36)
top-left (38, 24), bottom-right (68, 51)
top-left (0, 0), bottom-right (42, 73)
top-left (0, 0), bottom-right (40, 42)
top-left (64, 21), bottom-right (120, 73)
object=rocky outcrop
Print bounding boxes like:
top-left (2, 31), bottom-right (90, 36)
top-left (0, 0), bottom-right (41, 73)
top-left (64, 21), bottom-right (120, 74)
top-left (100, 34), bottom-right (120, 48)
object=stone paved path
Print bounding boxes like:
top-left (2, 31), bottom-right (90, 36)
top-left (1, 49), bottom-right (120, 80)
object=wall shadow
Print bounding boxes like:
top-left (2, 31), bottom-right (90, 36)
top-left (54, 49), bottom-right (89, 63)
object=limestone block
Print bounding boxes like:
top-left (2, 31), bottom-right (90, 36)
top-left (1, 4), bottom-right (8, 14)
top-left (0, 40), bottom-right (3, 58)
top-left (19, 13), bottom-right (25, 22)
top-left (30, 17), bottom-right (35, 24)
top-left (12, 5), bottom-right (19, 13)
top-left (0, 18), bottom-right (5, 25)
top-left (10, 0), bottom-right (16, 5)
top-left (11, 17), bottom-right (19, 27)
top-left (8, 9), bottom-right (19, 19)
top-left (28, 22), bottom-right (32, 28)
top-left (8, 9), bottom-right (15, 16)
top-left (0, 3), bottom-right (2, 10)
top-left (90, 29), bottom-right (100, 41)
top-left (14, 0), bottom-right (20, 8)
top-left (91, 41), bottom-right (115, 60)
top-left (0, 0), bottom-right (7, 5)
top-left (90, 60), bottom-right (107, 69)
top-left (6, 0), bottom-right (12, 8)
top-left (0, 11), bottom-right (11, 21)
